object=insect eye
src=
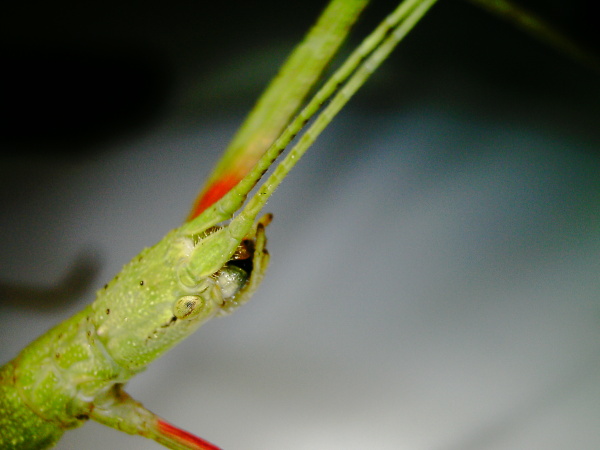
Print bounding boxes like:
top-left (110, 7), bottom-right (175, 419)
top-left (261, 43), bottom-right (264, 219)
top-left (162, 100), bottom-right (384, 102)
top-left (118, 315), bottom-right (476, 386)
top-left (215, 265), bottom-right (248, 299)
top-left (173, 295), bottom-right (206, 320)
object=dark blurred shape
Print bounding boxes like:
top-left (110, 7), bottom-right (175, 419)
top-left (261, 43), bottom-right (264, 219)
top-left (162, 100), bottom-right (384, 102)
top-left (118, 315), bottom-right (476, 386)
top-left (0, 251), bottom-right (101, 311)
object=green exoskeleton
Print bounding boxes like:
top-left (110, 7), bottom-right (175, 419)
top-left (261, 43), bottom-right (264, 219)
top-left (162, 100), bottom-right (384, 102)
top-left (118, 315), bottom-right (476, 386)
top-left (0, 209), bottom-right (272, 450)
top-left (1, 0), bottom-right (593, 448)
top-left (0, 0), bottom-right (441, 447)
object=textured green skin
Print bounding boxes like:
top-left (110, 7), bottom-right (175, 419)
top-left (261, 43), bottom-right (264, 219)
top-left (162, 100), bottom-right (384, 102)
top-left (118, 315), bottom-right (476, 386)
top-left (0, 207), bottom-right (260, 449)
top-left (0, 363), bottom-right (64, 449)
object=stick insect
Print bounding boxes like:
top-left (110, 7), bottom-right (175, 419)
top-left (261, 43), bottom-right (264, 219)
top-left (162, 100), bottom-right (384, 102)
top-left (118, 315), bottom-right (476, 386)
top-left (1, 0), bottom-right (597, 449)
top-left (1, 0), bottom-right (440, 448)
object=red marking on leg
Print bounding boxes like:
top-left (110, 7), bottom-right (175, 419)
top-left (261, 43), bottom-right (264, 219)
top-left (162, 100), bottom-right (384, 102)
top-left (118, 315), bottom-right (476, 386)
top-left (156, 419), bottom-right (221, 450)
top-left (189, 174), bottom-right (243, 220)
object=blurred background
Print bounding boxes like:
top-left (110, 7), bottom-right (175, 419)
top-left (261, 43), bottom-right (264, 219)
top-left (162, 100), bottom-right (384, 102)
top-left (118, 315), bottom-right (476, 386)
top-left (1, 0), bottom-right (599, 449)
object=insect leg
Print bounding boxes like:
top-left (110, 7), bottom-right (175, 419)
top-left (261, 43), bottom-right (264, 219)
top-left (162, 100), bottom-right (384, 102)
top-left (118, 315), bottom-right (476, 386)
top-left (217, 213), bottom-right (271, 316)
top-left (90, 384), bottom-right (220, 450)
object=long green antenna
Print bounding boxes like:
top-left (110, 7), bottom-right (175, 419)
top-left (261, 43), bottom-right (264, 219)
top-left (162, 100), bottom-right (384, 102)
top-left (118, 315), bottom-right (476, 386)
top-left (188, 0), bottom-right (439, 238)
top-left (182, 0), bottom-right (440, 278)
top-left (230, 0), bottom-right (439, 235)
top-left (188, 0), bottom-right (369, 219)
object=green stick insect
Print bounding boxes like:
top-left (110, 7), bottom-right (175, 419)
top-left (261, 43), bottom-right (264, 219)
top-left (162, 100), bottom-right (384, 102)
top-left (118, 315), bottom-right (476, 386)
top-left (1, 0), bottom-right (596, 449)
top-left (0, 0), bottom-right (438, 448)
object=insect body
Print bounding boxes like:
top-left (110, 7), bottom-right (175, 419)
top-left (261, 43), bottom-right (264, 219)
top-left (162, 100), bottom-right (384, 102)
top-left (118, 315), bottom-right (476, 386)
top-left (0, 0), bottom-right (449, 447)
top-left (0, 212), bottom-right (271, 449)
top-left (1, 0), bottom-right (580, 446)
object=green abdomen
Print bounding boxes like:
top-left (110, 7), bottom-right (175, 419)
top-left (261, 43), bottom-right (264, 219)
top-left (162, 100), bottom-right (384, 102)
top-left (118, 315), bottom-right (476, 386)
top-left (0, 362), bottom-right (64, 450)
top-left (0, 306), bottom-right (133, 449)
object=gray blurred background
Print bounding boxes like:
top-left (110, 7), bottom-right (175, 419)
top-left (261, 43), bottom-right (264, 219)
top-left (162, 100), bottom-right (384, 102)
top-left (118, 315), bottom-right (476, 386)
top-left (1, 1), bottom-right (600, 449)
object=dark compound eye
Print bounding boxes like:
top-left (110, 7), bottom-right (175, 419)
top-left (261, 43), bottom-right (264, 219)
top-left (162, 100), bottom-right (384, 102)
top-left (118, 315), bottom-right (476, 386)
top-left (215, 265), bottom-right (248, 299)
top-left (173, 295), bottom-right (205, 320)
